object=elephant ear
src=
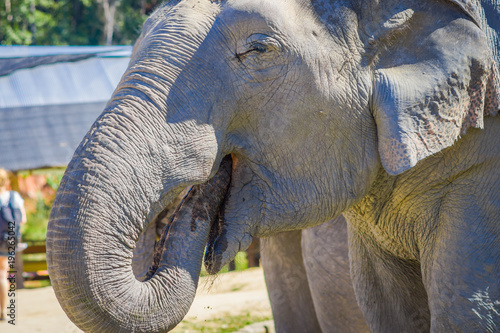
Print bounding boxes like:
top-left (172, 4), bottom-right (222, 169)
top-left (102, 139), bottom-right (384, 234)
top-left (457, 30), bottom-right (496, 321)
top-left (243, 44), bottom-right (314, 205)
top-left (366, 0), bottom-right (500, 175)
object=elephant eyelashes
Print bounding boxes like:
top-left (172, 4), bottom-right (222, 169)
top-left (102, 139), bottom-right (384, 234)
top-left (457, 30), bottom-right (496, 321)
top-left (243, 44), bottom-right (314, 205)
top-left (236, 50), bottom-right (259, 62)
top-left (235, 34), bottom-right (283, 63)
top-left (249, 42), bottom-right (268, 53)
top-left (236, 42), bottom-right (267, 60)
top-left (236, 43), bottom-right (270, 62)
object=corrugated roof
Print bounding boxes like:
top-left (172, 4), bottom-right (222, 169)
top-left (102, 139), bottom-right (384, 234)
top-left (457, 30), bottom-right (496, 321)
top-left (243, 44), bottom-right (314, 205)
top-left (0, 56), bottom-right (130, 108)
top-left (0, 46), bottom-right (132, 171)
top-left (0, 45), bottom-right (131, 58)
top-left (0, 102), bottom-right (107, 171)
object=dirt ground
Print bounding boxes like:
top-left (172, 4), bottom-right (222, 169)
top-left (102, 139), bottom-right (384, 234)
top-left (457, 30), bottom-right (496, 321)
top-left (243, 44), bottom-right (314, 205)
top-left (3, 268), bottom-right (272, 333)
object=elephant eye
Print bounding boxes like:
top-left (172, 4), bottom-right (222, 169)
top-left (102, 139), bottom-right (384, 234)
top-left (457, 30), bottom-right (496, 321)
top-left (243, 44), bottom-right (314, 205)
top-left (235, 34), bottom-right (282, 62)
top-left (235, 43), bottom-right (267, 60)
top-left (249, 41), bottom-right (268, 53)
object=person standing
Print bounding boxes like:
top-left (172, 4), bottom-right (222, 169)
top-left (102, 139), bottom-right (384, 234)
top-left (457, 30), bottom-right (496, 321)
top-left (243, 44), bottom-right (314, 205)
top-left (0, 169), bottom-right (26, 321)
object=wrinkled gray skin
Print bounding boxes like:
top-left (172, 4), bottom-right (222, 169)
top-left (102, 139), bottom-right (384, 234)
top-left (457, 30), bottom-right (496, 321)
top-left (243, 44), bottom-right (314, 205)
top-left (46, 0), bottom-right (500, 332)
top-left (132, 202), bottom-right (368, 332)
top-left (262, 216), bottom-right (369, 333)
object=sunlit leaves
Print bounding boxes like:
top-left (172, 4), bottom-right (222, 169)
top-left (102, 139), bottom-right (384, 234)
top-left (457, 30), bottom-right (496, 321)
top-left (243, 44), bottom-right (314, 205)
top-left (0, 0), bottom-right (159, 45)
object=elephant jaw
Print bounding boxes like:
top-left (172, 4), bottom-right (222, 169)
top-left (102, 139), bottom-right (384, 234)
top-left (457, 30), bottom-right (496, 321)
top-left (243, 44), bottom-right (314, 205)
top-left (147, 155), bottom-right (239, 278)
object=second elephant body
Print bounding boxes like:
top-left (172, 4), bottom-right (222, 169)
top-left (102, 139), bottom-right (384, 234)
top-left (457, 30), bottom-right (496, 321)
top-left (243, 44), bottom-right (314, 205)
top-left (262, 216), bottom-right (369, 333)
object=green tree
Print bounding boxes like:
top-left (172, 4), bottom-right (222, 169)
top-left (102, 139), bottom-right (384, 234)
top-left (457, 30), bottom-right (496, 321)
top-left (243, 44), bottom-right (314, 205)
top-left (0, 0), bottom-right (35, 45)
top-left (34, 0), bottom-right (102, 45)
top-left (114, 0), bottom-right (159, 45)
top-left (0, 0), bottom-right (158, 46)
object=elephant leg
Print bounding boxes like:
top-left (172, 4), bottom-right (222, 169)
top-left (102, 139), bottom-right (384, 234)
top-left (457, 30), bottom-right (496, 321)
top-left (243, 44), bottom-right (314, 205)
top-left (302, 216), bottom-right (369, 333)
top-left (261, 230), bottom-right (322, 333)
top-left (347, 223), bottom-right (431, 333)
top-left (421, 212), bottom-right (500, 332)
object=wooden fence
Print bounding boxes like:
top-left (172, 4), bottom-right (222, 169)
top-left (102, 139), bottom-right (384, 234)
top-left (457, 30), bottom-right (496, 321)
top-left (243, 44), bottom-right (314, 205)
top-left (20, 240), bottom-right (49, 287)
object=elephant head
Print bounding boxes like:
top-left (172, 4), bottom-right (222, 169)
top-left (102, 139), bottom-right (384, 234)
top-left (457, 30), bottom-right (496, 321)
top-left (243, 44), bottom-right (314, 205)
top-left (46, 0), bottom-right (499, 332)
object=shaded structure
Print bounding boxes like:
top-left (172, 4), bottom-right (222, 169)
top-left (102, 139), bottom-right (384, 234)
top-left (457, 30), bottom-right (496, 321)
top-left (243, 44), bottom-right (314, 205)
top-left (0, 46), bottom-right (132, 171)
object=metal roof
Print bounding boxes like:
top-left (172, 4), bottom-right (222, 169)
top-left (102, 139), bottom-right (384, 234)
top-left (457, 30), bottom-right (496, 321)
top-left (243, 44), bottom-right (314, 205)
top-left (0, 46), bottom-right (132, 171)
top-left (1, 102), bottom-right (107, 171)
top-left (0, 45), bottom-right (132, 77)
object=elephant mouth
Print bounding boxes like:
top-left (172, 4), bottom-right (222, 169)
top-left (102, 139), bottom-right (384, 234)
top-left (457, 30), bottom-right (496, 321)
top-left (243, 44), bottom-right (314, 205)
top-left (147, 155), bottom-right (234, 278)
top-left (204, 188), bottom-right (228, 274)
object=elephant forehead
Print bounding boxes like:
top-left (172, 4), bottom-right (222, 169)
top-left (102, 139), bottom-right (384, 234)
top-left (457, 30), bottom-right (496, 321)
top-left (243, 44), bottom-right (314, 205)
top-left (227, 0), bottom-right (302, 17)
top-left (222, 0), bottom-right (323, 39)
top-left (139, 0), bottom-right (221, 49)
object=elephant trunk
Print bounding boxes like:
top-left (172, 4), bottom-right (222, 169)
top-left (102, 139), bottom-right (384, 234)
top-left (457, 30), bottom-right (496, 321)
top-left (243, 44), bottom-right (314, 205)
top-left (46, 95), bottom-right (227, 332)
top-left (47, 154), bottom-right (231, 333)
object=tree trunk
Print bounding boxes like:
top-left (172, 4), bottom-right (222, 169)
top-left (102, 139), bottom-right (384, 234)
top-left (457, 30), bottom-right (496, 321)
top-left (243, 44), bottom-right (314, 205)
top-left (100, 0), bottom-right (117, 46)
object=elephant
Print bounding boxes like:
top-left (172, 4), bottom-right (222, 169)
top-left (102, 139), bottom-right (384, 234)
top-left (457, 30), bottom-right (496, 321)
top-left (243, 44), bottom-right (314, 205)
top-left (46, 0), bottom-right (500, 332)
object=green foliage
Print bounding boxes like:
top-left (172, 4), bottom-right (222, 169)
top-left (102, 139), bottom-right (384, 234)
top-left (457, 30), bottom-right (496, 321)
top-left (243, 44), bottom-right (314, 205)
top-left (114, 0), bottom-right (160, 45)
top-left (233, 251), bottom-right (249, 271)
top-left (23, 193), bottom-right (51, 241)
top-left (0, 0), bottom-right (159, 46)
top-left (20, 168), bottom-right (64, 241)
top-left (45, 173), bottom-right (62, 190)
top-left (200, 252), bottom-right (249, 277)
top-left (0, 0), bottom-right (35, 45)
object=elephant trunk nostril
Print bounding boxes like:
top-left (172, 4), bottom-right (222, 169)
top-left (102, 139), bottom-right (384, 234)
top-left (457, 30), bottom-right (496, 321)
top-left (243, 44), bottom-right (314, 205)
top-left (147, 155), bottom-right (233, 279)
